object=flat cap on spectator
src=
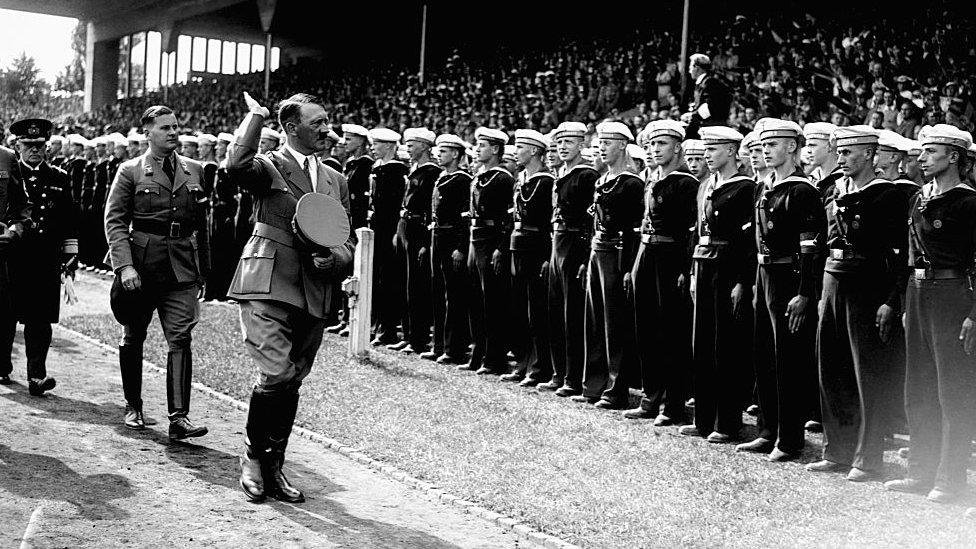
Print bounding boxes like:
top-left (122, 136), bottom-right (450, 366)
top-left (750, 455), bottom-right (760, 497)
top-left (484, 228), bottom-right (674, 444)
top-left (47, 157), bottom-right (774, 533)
top-left (514, 129), bottom-right (548, 150)
top-left (918, 124), bottom-right (973, 150)
top-left (802, 122), bottom-right (838, 141)
top-left (197, 133), bottom-right (217, 146)
top-left (553, 121), bottom-right (587, 140)
top-left (404, 127), bottom-right (436, 146)
top-left (369, 127), bottom-right (401, 143)
top-left (699, 126), bottom-right (744, 144)
top-left (682, 139), bottom-right (706, 156)
top-left (341, 124), bottom-right (370, 139)
top-left (644, 120), bottom-right (685, 142)
top-left (877, 130), bottom-right (909, 153)
top-left (217, 132), bottom-right (235, 143)
top-left (626, 144), bottom-right (647, 162)
top-left (832, 125), bottom-right (879, 148)
top-left (596, 121), bottom-right (634, 142)
top-left (475, 127), bottom-right (509, 145)
top-left (259, 127), bottom-right (280, 143)
top-left (757, 118), bottom-right (802, 141)
top-left (435, 133), bottom-right (468, 150)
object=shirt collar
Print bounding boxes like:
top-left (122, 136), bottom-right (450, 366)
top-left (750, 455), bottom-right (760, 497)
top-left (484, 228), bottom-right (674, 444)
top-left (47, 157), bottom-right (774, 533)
top-left (284, 143), bottom-right (314, 168)
top-left (696, 73), bottom-right (707, 86)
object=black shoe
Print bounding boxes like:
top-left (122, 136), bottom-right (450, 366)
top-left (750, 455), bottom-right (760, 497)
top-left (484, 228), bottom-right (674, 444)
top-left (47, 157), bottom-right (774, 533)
top-left (767, 448), bottom-right (800, 462)
top-left (500, 373), bottom-right (524, 382)
top-left (736, 437), bottom-right (775, 453)
top-left (805, 459), bottom-right (848, 473)
top-left (519, 378), bottom-right (541, 388)
top-left (28, 377), bottom-right (56, 396)
top-left (457, 361), bottom-right (480, 371)
top-left (338, 327), bottom-right (350, 337)
top-left (570, 394), bottom-right (599, 404)
top-left (623, 407), bottom-right (656, 420)
top-left (536, 379), bottom-right (562, 391)
top-left (169, 416), bottom-right (209, 440)
top-left (0, 374), bottom-right (10, 385)
top-left (124, 404), bottom-right (146, 430)
top-left (239, 441), bottom-right (266, 503)
top-left (436, 353), bottom-right (465, 365)
top-left (594, 399), bottom-right (625, 410)
top-left (653, 414), bottom-right (680, 427)
top-left (475, 366), bottom-right (504, 376)
top-left (884, 478), bottom-right (933, 495)
top-left (555, 386), bottom-right (582, 398)
top-left (419, 351), bottom-right (440, 361)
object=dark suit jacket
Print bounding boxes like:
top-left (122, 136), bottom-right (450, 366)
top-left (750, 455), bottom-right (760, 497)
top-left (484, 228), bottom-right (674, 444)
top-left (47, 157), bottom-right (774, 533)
top-left (226, 115), bottom-right (356, 319)
top-left (686, 73), bottom-right (732, 139)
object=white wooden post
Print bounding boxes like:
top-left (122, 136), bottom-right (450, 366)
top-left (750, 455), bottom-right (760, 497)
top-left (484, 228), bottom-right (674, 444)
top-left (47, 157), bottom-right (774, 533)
top-left (344, 227), bottom-right (374, 355)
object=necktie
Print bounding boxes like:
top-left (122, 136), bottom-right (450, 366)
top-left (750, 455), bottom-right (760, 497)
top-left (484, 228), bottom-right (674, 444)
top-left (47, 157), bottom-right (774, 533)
top-left (304, 157), bottom-right (316, 192)
top-left (163, 156), bottom-right (176, 183)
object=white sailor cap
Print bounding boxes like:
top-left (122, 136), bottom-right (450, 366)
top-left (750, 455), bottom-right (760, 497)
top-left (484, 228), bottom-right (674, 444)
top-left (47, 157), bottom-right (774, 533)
top-left (197, 133), bottom-right (217, 146)
top-left (127, 130), bottom-right (147, 143)
top-left (341, 124), bottom-right (370, 140)
top-left (831, 125), bottom-right (879, 148)
top-left (216, 132), bottom-right (235, 143)
top-left (682, 139), bottom-right (706, 156)
top-left (108, 132), bottom-right (129, 148)
top-left (92, 135), bottom-right (110, 146)
top-left (396, 144), bottom-right (410, 161)
top-left (969, 143), bottom-right (976, 158)
top-left (757, 118), bottom-right (803, 141)
top-left (699, 126), bottom-right (744, 144)
top-left (626, 144), bottom-right (647, 162)
top-left (545, 130), bottom-right (558, 150)
top-left (503, 145), bottom-right (517, 162)
top-left (178, 134), bottom-right (200, 146)
top-left (802, 122), bottom-right (838, 141)
top-left (877, 130), bottom-right (909, 153)
top-left (918, 124), bottom-right (973, 150)
top-left (49, 134), bottom-right (66, 145)
top-left (435, 133), bottom-right (468, 150)
top-left (369, 127), bottom-right (401, 143)
top-left (475, 126), bottom-right (509, 145)
top-left (403, 127), bottom-right (436, 146)
top-left (643, 120), bottom-right (685, 142)
top-left (905, 139), bottom-right (922, 156)
top-left (596, 121), bottom-right (634, 142)
top-left (514, 129), bottom-right (548, 150)
top-left (742, 130), bottom-right (761, 150)
top-left (553, 121), bottom-right (587, 140)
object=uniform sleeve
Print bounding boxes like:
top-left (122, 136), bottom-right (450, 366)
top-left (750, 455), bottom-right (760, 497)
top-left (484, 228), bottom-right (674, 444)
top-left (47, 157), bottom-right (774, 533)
top-left (457, 176), bottom-right (472, 252)
top-left (226, 113), bottom-right (273, 196)
top-left (4, 166), bottom-right (31, 238)
top-left (795, 183), bottom-right (827, 299)
top-left (59, 172), bottom-right (80, 255)
top-left (104, 163), bottom-right (136, 271)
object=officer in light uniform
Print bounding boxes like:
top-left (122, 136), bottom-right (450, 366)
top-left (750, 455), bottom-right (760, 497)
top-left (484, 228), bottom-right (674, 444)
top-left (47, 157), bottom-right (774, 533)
top-left (504, 129), bottom-right (554, 386)
top-left (623, 120), bottom-right (698, 421)
top-left (545, 122), bottom-right (599, 396)
top-left (807, 126), bottom-right (907, 482)
top-left (577, 122), bottom-right (644, 408)
top-left (426, 134), bottom-right (473, 365)
top-left (683, 139), bottom-right (708, 181)
top-left (885, 125), bottom-right (976, 503)
top-left (802, 122), bottom-right (842, 203)
top-left (735, 118), bottom-right (826, 461)
top-left (682, 126), bottom-right (755, 442)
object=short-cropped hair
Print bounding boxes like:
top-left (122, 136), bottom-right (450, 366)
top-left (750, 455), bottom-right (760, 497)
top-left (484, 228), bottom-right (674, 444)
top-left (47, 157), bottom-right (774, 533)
top-left (277, 93), bottom-right (324, 128)
top-left (141, 105), bottom-right (175, 128)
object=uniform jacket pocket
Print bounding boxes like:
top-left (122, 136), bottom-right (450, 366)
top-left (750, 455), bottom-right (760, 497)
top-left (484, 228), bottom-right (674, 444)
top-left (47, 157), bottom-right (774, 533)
top-left (235, 243), bottom-right (276, 294)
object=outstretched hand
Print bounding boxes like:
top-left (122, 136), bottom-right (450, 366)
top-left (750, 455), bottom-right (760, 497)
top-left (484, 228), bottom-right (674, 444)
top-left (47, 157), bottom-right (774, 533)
top-left (243, 92), bottom-right (270, 118)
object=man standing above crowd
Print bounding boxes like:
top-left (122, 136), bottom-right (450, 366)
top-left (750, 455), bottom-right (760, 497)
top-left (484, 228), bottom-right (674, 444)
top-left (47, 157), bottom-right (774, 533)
top-left (368, 128), bottom-right (408, 347)
top-left (736, 118), bottom-right (826, 462)
top-left (682, 53), bottom-right (731, 140)
top-left (544, 122), bottom-right (598, 397)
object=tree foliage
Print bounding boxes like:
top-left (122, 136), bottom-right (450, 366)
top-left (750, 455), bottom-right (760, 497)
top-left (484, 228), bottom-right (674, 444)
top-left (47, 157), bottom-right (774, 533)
top-left (0, 52), bottom-right (48, 98)
top-left (55, 21), bottom-right (86, 92)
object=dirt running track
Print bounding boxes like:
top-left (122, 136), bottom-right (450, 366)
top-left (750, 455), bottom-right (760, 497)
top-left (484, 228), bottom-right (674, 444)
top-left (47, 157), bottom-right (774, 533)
top-left (0, 274), bottom-right (534, 548)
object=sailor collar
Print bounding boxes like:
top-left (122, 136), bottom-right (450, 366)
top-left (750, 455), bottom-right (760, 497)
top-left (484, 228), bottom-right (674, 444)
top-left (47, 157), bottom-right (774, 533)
top-left (836, 176), bottom-right (890, 197)
top-left (411, 161), bottom-right (439, 173)
top-left (436, 170), bottom-right (469, 186)
top-left (598, 170), bottom-right (641, 193)
top-left (921, 181), bottom-right (976, 199)
top-left (710, 172), bottom-right (752, 191)
top-left (519, 171), bottom-right (554, 183)
top-left (557, 163), bottom-right (596, 178)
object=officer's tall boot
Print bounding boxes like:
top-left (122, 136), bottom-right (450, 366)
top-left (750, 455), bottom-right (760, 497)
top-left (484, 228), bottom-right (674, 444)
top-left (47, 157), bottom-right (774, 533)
top-left (240, 390), bottom-right (273, 502)
top-left (25, 322), bottom-right (56, 396)
top-left (265, 391), bottom-right (304, 503)
top-left (119, 343), bottom-right (145, 429)
top-left (166, 348), bottom-right (208, 440)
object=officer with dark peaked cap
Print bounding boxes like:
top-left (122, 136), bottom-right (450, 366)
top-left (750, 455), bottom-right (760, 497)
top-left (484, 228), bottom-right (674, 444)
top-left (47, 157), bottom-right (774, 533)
top-left (576, 122), bottom-right (644, 408)
top-left (885, 125), bottom-right (976, 503)
top-left (806, 126), bottom-right (907, 482)
top-left (461, 126), bottom-right (516, 375)
top-left (735, 118), bottom-right (826, 462)
top-left (679, 126), bottom-right (756, 442)
top-left (367, 127), bottom-right (408, 346)
top-left (424, 134), bottom-right (473, 365)
top-left (104, 105), bottom-right (211, 439)
top-left (390, 128), bottom-right (441, 354)
top-left (0, 118), bottom-right (69, 395)
top-left (545, 121), bottom-right (599, 396)
top-left (623, 119), bottom-right (699, 421)
top-left (503, 129), bottom-right (554, 387)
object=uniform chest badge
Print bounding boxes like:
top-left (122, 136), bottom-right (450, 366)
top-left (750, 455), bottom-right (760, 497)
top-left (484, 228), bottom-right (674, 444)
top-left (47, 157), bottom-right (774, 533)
top-left (933, 219), bottom-right (943, 229)
top-left (144, 163), bottom-right (153, 176)
top-left (767, 221), bottom-right (774, 230)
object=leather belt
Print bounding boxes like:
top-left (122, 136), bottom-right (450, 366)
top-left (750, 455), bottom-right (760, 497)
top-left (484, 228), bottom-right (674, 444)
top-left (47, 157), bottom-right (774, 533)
top-left (132, 219), bottom-right (194, 238)
top-left (698, 236), bottom-right (730, 246)
top-left (471, 218), bottom-right (503, 228)
top-left (913, 267), bottom-right (968, 280)
top-left (553, 222), bottom-right (585, 232)
top-left (829, 249), bottom-right (867, 261)
top-left (641, 233), bottom-right (676, 244)
top-left (400, 209), bottom-right (426, 221)
top-left (594, 230), bottom-right (625, 240)
top-left (253, 221), bottom-right (295, 247)
top-left (428, 222), bottom-right (459, 230)
top-left (757, 253), bottom-right (793, 265)
top-left (513, 222), bottom-right (545, 232)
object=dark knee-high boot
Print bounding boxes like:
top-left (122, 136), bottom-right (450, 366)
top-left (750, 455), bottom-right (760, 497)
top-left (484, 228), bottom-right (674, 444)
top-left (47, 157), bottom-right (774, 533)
top-left (265, 391), bottom-right (304, 503)
top-left (240, 390), bottom-right (274, 502)
top-left (166, 348), bottom-right (208, 439)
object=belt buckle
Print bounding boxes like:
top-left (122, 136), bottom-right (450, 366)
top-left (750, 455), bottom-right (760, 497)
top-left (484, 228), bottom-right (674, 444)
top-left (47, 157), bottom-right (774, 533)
top-left (915, 268), bottom-right (928, 280)
top-left (830, 248), bottom-right (846, 260)
top-left (699, 236), bottom-right (711, 245)
top-left (757, 253), bottom-right (770, 265)
top-left (169, 221), bottom-right (181, 238)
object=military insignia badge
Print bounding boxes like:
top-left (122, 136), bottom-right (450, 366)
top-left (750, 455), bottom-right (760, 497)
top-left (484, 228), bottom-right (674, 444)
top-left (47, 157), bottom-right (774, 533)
top-left (933, 219), bottom-right (943, 229)
top-left (767, 221), bottom-right (774, 230)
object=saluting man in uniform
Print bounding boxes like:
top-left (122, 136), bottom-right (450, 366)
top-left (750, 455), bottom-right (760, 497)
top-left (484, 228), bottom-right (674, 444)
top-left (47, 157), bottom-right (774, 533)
top-left (735, 118), bottom-right (826, 462)
top-left (807, 126), bottom-right (907, 482)
top-left (624, 120), bottom-right (698, 422)
top-left (228, 92), bottom-right (355, 503)
top-left (424, 134), bottom-right (473, 365)
top-left (0, 119), bottom-right (67, 394)
top-left (885, 125), bottom-right (976, 503)
top-left (682, 126), bottom-right (755, 443)
top-left (504, 129), bottom-right (554, 387)
top-left (104, 105), bottom-right (211, 438)
top-left (577, 122), bottom-right (644, 409)
top-left (391, 128), bottom-right (441, 355)
top-left (545, 122), bottom-right (598, 397)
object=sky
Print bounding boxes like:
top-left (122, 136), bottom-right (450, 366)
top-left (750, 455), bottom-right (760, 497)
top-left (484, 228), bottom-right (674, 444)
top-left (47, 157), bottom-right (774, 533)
top-left (0, 9), bottom-right (78, 84)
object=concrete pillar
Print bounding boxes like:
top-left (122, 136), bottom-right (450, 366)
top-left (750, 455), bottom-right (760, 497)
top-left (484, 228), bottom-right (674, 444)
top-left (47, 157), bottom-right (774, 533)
top-left (84, 21), bottom-right (120, 112)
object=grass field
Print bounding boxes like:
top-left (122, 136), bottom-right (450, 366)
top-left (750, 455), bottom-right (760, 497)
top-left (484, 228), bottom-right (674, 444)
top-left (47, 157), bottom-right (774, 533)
top-left (63, 301), bottom-right (976, 548)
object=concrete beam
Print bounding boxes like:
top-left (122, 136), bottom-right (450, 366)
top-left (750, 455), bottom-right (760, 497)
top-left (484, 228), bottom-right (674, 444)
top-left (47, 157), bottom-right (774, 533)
top-left (83, 22), bottom-right (119, 112)
top-left (88, 0), bottom-right (244, 42)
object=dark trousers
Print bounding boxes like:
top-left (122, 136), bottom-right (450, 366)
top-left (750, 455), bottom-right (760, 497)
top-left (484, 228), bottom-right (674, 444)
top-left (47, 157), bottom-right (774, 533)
top-left (371, 224), bottom-right (401, 343)
top-left (904, 277), bottom-right (976, 491)
top-left (240, 299), bottom-right (326, 396)
top-left (632, 243), bottom-right (691, 417)
top-left (511, 244), bottom-right (553, 382)
top-left (754, 264), bottom-right (816, 453)
top-left (431, 230), bottom-right (469, 357)
top-left (468, 234), bottom-right (511, 368)
top-left (205, 208), bottom-right (238, 300)
top-left (547, 231), bottom-right (590, 388)
top-left (817, 271), bottom-right (904, 472)
top-left (691, 258), bottom-right (751, 436)
top-left (583, 247), bottom-right (637, 403)
top-left (0, 320), bottom-right (53, 379)
top-left (394, 219), bottom-right (432, 350)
